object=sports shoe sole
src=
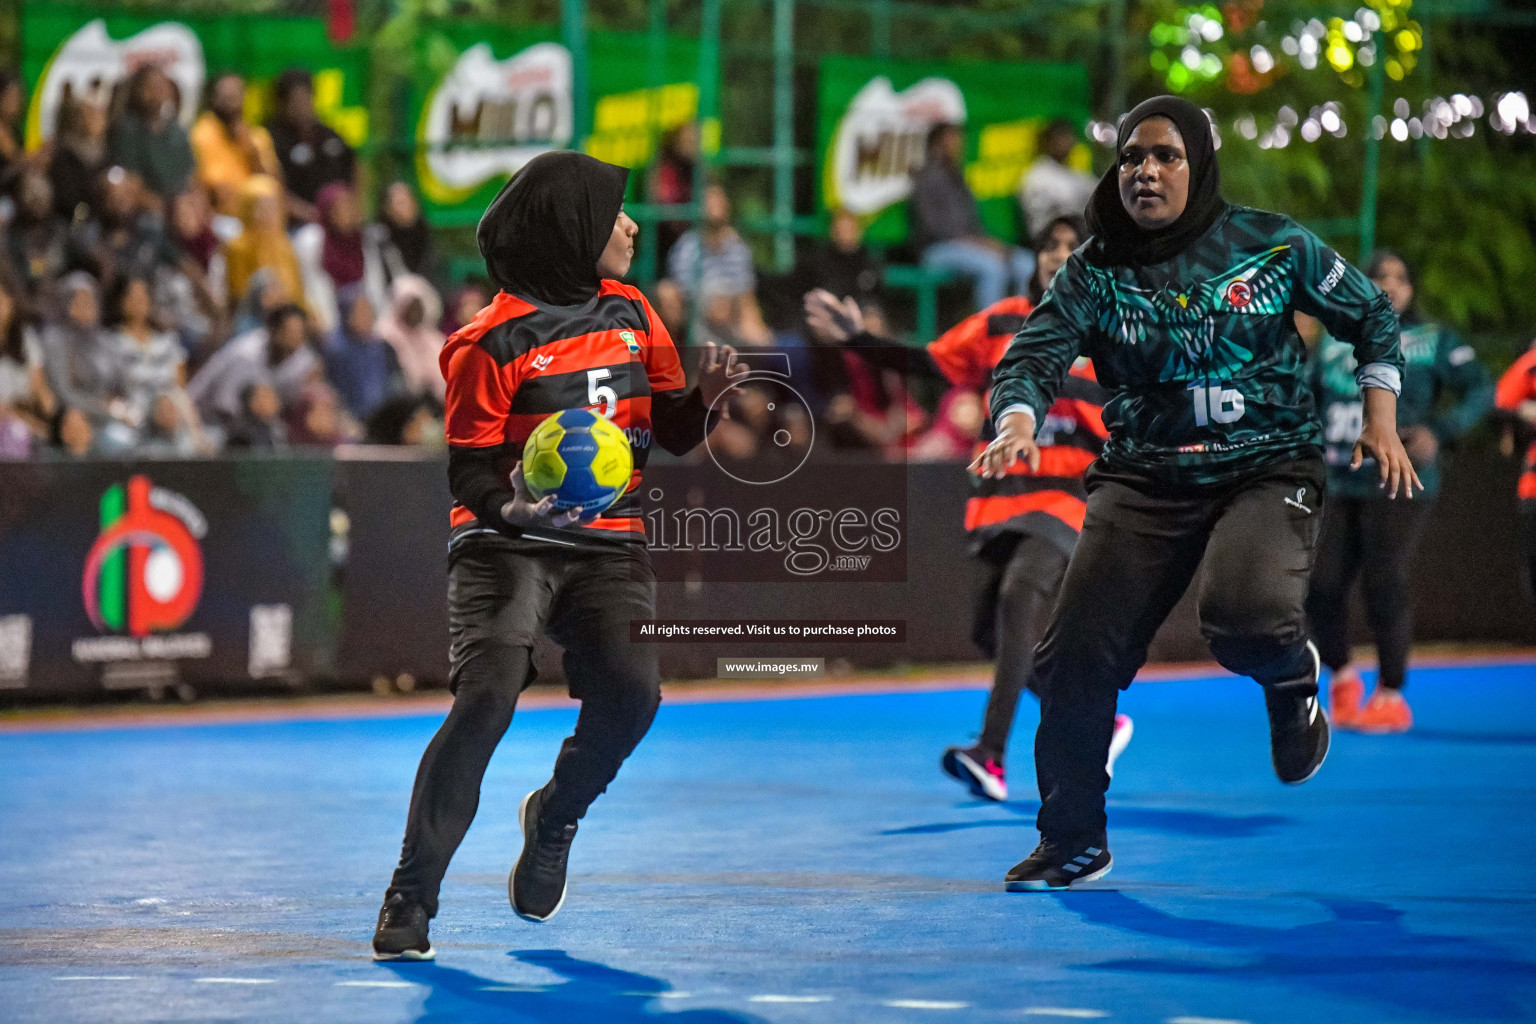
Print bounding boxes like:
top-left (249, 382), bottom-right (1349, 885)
top-left (1106, 715), bottom-right (1134, 777)
top-left (371, 946), bottom-right (436, 962)
top-left (508, 789), bottom-right (568, 923)
top-left (1005, 858), bottom-right (1113, 892)
top-left (941, 748), bottom-right (1007, 802)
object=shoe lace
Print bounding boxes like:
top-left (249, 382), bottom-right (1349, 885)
top-left (381, 897), bottom-right (418, 928)
top-left (532, 822), bottom-right (577, 874)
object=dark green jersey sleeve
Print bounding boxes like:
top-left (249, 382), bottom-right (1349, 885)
top-left (1287, 222), bottom-right (1403, 385)
top-left (989, 253), bottom-right (1097, 430)
top-left (1430, 332), bottom-right (1495, 444)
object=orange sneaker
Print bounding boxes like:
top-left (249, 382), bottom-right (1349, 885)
top-left (1329, 668), bottom-right (1365, 728)
top-left (1351, 689), bottom-right (1413, 734)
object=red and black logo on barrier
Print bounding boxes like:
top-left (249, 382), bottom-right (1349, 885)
top-left (82, 475), bottom-right (205, 636)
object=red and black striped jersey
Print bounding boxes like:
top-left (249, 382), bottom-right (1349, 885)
top-left (925, 298), bottom-right (1108, 554)
top-left (1495, 345), bottom-right (1536, 508)
top-left (441, 280), bottom-right (704, 549)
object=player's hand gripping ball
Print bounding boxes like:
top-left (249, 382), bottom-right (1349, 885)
top-left (522, 408), bottom-right (634, 517)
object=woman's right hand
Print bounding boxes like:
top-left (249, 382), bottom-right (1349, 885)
top-left (501, 463), bottom-right (596, 529)
top-left (803, 289), bottom-right (863, 344)
top-left (969, 410), bottom-right (1040, 478)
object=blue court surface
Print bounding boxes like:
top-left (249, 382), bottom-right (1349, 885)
top-left (3, 660), bottom-right (1536, 1024)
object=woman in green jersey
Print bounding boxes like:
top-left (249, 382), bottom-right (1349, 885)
top-left (973, 96), bottom-right (1419, 891)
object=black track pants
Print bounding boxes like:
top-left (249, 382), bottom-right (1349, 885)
top-left (1305, 496), bottom-right (1432, 691)
top-left (1032, 457), bottom-right (1324, 844)
top-left (971, 535), bottom-right (1072, 759)
top-left (386, 539), bottom-right (660, 918)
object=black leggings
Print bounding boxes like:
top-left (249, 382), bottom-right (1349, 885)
top-left (970, 535), bottom-right (1071, 759)
top-left (386, 540), bottom-right (661, 918)
top-left (1032, 458), bottom-right (1324, 844)
top-left (1305, 496), bottom-right (1431, 691)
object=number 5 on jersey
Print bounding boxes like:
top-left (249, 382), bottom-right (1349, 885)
top-left (1190, 383), bottom-right (1245, 427)
top-left (588, 368), bottom-right (618, 418)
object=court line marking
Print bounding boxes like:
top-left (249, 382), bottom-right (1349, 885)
top-left (53, 976), bottom-right (138, 981)
top-left (336, 980), bottom-right (418, 988)
top-left (621, 991), bottom-right (693, 998)
top-left (884, 1000), bottom-right (972, 1010)
top-left (1024, 1010), bottom-right (1110, 1019)
top-left (475, 985), bottom-right (549, 992)
top-left (1168, 1017), bottom-right (1250, 1024)
top-left (194, 978), bottom-right (276, 984)
top-left (749, 994), bottom-right (834, 1003)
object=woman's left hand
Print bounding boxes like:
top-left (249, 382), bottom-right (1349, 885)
top-left (1354, 388), bottom-right (1423, 499)
top-left (697, 341), bottom-right (749, 407)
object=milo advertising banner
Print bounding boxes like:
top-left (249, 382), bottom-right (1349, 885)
top-left (20, 6), bottom-right (368, 153)
top-left (817, 56), bottom-right (1092, 243)
top-left (411, 25), bottom-right (701, 223)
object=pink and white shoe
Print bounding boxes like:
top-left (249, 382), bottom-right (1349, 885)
top-left (1107, 714), bottom-right (1134, 777)
top-left (941, 744), bottom-right (1008, 801)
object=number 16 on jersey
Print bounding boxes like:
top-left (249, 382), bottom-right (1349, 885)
top-left (1189, 382), bottom-right (1246, 427)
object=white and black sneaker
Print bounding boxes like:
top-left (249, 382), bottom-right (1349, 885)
top-left (1005, 835), bottom-right (1113, 891)
top-left (1267, 641), bottom-right (1330, 785)
top-left (941, 744), bottom-right (1008, 801)
top-left (372, 892), bottom-right (435, 961)
top-left (509, 785), bottom-right (576, 922)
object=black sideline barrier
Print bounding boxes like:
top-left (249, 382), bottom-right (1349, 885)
top-left (1, 451), bottom-right (1530, 698)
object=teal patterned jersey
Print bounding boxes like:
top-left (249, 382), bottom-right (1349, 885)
top-left (1311, 320), bottom-right (1494, 499)
top-left (991, 205), bottom-right (1403, 486)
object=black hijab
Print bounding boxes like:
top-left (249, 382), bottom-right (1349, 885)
top-left (476, 151), bottom-right (629, 306)
top-left (1085, 95), bottom-right (1226, 267)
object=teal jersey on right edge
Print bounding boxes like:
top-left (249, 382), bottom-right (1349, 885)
top-left (1312, 321), bottom-right (1494, 498)
top-left (991, 205), bottom-right (1403, 487)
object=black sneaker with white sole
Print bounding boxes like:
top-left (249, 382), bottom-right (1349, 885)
top-left (1267, 641), bottom-right (1330, 785)
top-left (1005, 835), bottom-right (1113, 891)
top-left (372, 892), bottom-right (435, 961)
top-left (509, 785), bottom-right (577, 922)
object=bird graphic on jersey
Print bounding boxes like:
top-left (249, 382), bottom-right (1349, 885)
top-left (1093, 245), bottom-right (1293, 383)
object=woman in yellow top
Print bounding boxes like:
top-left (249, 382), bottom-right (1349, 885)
top-left (223, 175), bottom-right (305, 310)
top-left (190, 73), bottom-right (282, 216)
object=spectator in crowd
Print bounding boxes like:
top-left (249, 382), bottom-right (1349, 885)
top-left (0, 281), bottom-right (55, 449)
top-left (223, 174), bottom-right (304, 312)
top-left (230, 267), bottom-right (294, 338)
top-left (365, 392), bottom-right (440, 446)
top-left (798, 207), bottom-right (883, 313)
top-left (188, 303), bottom-right (318, 427)
top-left (659, 183), bottom-right (772, 344)
top-left (267, 69), bottom-right (357, 225)
top-left (284, 380), bottom-right (347, 447)
top-left (163, 186), bottom-right (226, 346)
top-left (104, 272), bottom-right (204, 453)
top-left (322, 285), bottom-right (399, 423)
top-left (911, 122), bottom-right (1034, 311)
top-left (190, 71), bottom-right (282, 216)
top-left (648, 121), bottom-right (699, 265)
top-left (223, 380), bottom-right (285, 450)
top-left (48, 95), bottom-right (108, 224)
top-left (1018, 119), bottom-right (1096, 242)
top-left (294, 181), bottom-right (384, 334)
top-left (0, 70), bottom-right (34, 198)
top-left (373, 180), bottom-right (437, 288)
top-left (375, 274), bottom-right (445, 402)
top-left (7, 170), bottom-right (72, 300)
top-left (75, 167), bottom-right (177, 289)
top-left (43, 271), bottom-right (135, 452)
top-left (442, 280), bottom-right (490, 336)
top-left (107, 65), bottom-right (194, 207)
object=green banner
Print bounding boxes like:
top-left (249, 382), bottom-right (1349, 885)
top-left (20, 6), bottom-right (369, 154)
top-left (410, 24), bottom-right (701, 225)
top-left (816, 56), bottom-right (1091, 244)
